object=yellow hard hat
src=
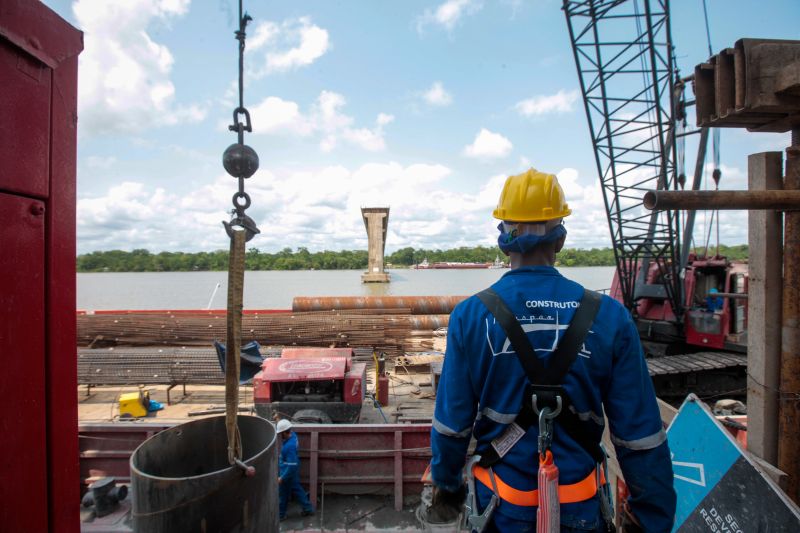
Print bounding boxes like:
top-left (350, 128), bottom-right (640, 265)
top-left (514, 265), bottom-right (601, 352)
top-left (492, 168), bottom-right (572, 222)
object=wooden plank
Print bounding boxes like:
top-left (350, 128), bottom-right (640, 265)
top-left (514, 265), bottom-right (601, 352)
top-left (747, 151), bottom-right (784, 465)
top-left (751, 453), bottom-right (790, 491)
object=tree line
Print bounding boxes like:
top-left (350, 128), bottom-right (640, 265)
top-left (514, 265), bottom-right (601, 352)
top-left (76, 244), bottom-right (749, 272)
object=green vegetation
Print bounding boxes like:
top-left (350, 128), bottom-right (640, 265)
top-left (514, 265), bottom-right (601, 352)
top-left (76, 244), bottom-right (749, 272)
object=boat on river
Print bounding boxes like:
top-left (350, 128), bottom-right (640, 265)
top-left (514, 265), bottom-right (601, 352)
top-left (412, 258), bottom-right (498, 269)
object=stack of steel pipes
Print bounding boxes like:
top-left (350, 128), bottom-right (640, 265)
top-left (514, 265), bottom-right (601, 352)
top-left (77, 311), bottom-right (412, 356)
top-left (292, 295), bottom-right (462, 351)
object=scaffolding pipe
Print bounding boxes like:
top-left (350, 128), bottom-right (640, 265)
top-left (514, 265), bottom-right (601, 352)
top-left (644, 190), bottom-right (800, 211)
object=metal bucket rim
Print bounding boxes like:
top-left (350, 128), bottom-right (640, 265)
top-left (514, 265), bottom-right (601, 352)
top-left (129, 414), bottom-right (276, 481)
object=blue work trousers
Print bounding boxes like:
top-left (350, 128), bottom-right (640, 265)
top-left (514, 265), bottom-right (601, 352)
top-left (480, 514), bottom-right (608, 532)
top-left (279, 473), bottom-right (312, 517)
top-left (477, 488), bottom-right (607, 532)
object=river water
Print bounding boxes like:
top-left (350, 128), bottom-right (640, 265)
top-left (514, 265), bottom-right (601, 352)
top-left (77, 266), bottom-right (617, 311)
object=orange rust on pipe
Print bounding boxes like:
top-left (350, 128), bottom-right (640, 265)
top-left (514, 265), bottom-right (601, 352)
top-left (291, 296), bottom-right (468, 315)
top-left (779, 132), bottom-right (800, 505)
top-left (643, 189), bottom-right (800, 211)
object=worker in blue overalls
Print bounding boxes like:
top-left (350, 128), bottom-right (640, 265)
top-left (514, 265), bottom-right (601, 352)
top-left (277, 419), bottom-right (314, 521)
top-left (423, 169), bottom-right (676, 532)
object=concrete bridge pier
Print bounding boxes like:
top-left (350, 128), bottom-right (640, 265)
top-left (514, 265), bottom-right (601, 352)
top-left (361, 207), bottom-right (390, 283)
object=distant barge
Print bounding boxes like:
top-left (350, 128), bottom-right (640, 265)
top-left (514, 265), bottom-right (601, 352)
top-left (412, 259), bottom-right (507, 269)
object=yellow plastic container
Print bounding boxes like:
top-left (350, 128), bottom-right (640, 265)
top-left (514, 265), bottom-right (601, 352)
top-left (119, 391), bottom-right (148, 418)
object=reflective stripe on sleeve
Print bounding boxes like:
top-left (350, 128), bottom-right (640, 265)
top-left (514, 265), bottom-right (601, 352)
top-left (475, 406), bottom-right (517, 424)
top-left (569, 406), bottom-right (605, 426)
top-left (611, 428), bottom-right (666, 450)
top-left (432, 416), bottom-right (472, 438)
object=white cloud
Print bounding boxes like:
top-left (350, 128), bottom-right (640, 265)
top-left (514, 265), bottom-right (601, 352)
top-left (554, 167), bottom-right (611, 249)
top-left (248, 17), bottom-right (330, 76)
top-left (377, 113), bottom-right (395, 126)
top-left (417, 0), bottom-right (483, 33)
top-left (73, 0), bottom-right (207, 135)
top-left (75, 163), bottom-right (627, 254)
top-left (247, 20), bottom-right (279, 51)
top-left (422, 82), bottom-right (453, 106)
top-left (247, 91), bottom-right (393, 152)
top-left (249, 96), bottom-right (313, 136)
top-left (515, 89), bottom-right (580, 117)
top-left (463, 128), bottom-right (513, 159)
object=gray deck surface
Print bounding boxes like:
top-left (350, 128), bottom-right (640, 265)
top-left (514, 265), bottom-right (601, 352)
top-left (281, 494), bottom-right (425, 532)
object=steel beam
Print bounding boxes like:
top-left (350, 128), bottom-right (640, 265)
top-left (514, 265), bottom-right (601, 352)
top-left (779, 130), bottom-right (800, 504)
top-left (694, 39), bottom-right (800, 132)
top-left (644, 190), bottom-right (800, 211)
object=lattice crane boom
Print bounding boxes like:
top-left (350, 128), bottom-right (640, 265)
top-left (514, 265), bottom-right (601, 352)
top-left (563, 0), bottom-right (685, 317)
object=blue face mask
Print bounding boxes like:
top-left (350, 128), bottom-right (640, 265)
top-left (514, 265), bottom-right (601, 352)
top-left (497, 222), bottom-right (567, 254)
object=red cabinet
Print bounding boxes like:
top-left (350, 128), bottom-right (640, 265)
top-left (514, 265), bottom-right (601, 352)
top-left (0, 193), bottom-right (48, 531)
top-left (0, 2), bottom-right (83, 531)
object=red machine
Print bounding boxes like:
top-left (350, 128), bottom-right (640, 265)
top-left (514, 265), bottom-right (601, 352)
top-left (610, 256), bottom-right (748, 351)
top-left (253, 347), bottom-right (366, 423)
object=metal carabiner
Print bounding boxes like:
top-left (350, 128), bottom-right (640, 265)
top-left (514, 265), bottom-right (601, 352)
top-left (532, 394), bottom-right (562, 454)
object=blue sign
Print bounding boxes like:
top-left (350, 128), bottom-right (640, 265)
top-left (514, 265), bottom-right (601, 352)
top-left (667, 394), bottom-right (800, 532)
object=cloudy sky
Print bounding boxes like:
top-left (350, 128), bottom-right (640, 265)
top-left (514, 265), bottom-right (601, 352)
top-left (42, 0), bottom-right (798, 255)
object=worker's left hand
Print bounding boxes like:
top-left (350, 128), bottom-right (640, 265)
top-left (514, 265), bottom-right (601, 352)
top-left (423, 485), bottom-right (466, 524)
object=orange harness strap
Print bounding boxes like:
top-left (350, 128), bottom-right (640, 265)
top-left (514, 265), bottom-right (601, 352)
top-left (473, 464), bottom-right (605, 507)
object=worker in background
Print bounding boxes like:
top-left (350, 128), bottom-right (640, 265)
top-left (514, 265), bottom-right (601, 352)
top-left (424, 169), bottom-right (676, 531)
top-left (277, 419), bottom-right (314, 521)
top-left (706, 287), bottom-right (724, 312)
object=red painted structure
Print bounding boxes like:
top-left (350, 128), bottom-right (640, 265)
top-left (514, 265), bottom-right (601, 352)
top-left (609, 256), bottom-right (748, 351)
top-left (78, 422), bottom-right (432, 512)
top-left (0, 3), bottom-right (82, 531)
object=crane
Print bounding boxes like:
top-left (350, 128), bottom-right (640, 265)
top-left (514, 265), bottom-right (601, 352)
top-left (562, 0), bottom-right (747, 401)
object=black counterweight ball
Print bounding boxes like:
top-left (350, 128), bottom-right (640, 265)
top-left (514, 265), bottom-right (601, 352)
top-left (223, 143), bottom-right (259, 178)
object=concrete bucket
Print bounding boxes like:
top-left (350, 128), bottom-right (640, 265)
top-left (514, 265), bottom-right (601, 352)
top-left (130, 415), bottom-right (278, 532)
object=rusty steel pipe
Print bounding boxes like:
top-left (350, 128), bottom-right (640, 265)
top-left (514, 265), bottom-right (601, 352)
top-left (292, 296), bottom-right (468, 315)
top-left (407, 315), bottom-right (450, 330)
top-left (779, 130), bottom-right (800, 504)
top-left (643, 190), bottom-right (800, 211)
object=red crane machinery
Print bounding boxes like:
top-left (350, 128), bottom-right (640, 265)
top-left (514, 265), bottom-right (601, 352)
top-left (562, 0), bottom-right (748, 401)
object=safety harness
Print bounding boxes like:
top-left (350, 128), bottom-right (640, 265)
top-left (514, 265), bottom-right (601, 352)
top-left (465, 288), bottom-right (614, 532)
